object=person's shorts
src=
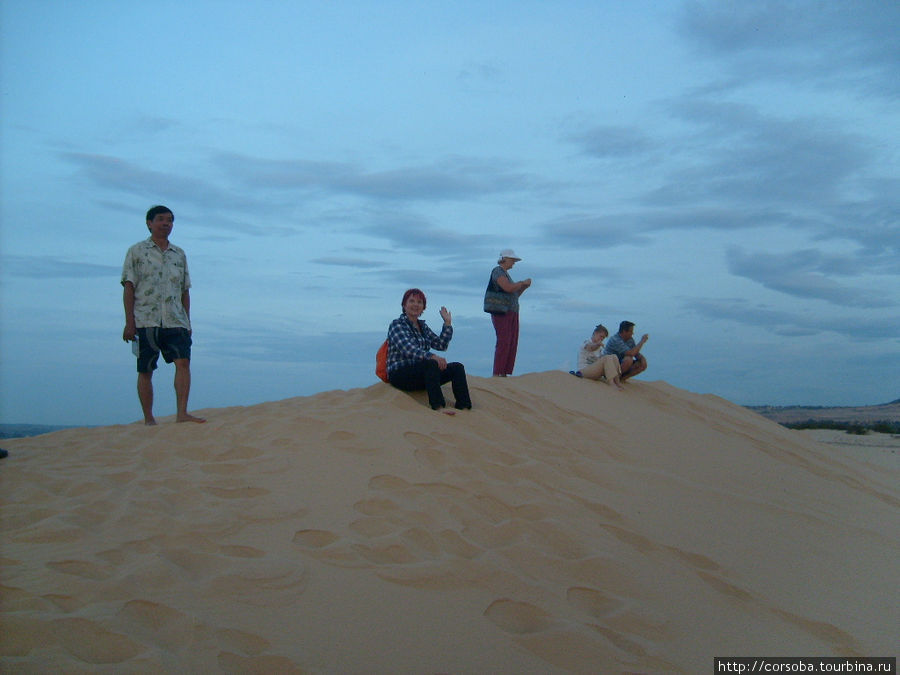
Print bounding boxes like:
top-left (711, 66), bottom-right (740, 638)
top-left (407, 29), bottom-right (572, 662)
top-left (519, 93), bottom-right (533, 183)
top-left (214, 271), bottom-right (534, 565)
top-left (136, 327), bottom-right (192, 373)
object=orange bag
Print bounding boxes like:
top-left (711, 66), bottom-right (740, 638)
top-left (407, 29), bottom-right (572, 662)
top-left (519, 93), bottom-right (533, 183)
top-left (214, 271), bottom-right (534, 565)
top-left (375, 340), bottom-right (389, 382)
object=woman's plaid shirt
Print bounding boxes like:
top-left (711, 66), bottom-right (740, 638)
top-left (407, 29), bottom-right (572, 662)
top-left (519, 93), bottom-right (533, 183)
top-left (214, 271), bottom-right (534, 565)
top-left (386, 313), bottom-right (453, 374)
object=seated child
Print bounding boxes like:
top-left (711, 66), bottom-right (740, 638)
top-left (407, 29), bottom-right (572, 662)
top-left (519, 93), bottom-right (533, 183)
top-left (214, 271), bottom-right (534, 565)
top-left (571, 324), bottom-right (624, 390)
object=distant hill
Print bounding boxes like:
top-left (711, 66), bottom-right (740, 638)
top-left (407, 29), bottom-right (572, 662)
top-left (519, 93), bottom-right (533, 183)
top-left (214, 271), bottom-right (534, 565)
top-left (749, 400), bottom-right (900, 425)
top-left (0, 424), bottom-right (82, 439)
top-left (5, 399), bottom-right (899, 438)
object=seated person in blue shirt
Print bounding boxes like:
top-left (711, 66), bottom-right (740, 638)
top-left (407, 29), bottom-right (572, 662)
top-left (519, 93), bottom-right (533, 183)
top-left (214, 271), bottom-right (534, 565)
top-left (602, 320), bottom-right (649, 381)
top-left (386, 288), bottom-right (472, 412)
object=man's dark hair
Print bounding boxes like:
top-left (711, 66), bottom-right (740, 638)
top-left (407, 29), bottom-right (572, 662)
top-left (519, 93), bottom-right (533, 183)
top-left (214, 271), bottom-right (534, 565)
top-left (146, 205), bottom-right (174, 223)
top-left (619, 320), bottom-right (635, 333)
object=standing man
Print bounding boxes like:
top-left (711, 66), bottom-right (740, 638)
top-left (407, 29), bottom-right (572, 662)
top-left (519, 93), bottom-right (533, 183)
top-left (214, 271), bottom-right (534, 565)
top-left (602, 321), bottom-right (649, 381)
top-left (122, 205), bottom-right (205, 425)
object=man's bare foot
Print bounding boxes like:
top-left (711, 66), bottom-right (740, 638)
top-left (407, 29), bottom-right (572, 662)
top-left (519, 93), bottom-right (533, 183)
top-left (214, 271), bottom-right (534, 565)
top-left (177, 414), bottom-right (206, 423)
top-left (144, 418), bottom-right (158, 426)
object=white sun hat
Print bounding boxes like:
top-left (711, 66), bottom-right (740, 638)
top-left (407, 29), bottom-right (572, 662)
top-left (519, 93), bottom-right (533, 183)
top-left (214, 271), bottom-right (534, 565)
top-left (498, 248), bottom-right (522, 262)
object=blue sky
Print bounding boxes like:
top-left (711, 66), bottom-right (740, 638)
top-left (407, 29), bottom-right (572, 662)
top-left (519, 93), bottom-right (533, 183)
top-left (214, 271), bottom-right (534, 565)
top-left (1, 0), bottom-right (898, 426)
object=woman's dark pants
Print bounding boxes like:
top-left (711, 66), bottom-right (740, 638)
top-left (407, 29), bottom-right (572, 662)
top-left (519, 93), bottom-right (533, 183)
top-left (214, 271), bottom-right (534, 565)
top-left (389, 360), bottom-right (472, 410)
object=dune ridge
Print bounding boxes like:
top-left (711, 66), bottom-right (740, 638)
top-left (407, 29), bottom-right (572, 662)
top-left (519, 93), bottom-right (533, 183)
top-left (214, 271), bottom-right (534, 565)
top-left (2, 372), bottom-right (898, 673)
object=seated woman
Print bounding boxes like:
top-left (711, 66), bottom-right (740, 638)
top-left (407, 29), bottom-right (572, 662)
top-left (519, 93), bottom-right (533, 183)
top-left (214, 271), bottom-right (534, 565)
top-left (387, 288), bottom-right (472, 412)
top-left (572, 324), bottom-right (623, 390)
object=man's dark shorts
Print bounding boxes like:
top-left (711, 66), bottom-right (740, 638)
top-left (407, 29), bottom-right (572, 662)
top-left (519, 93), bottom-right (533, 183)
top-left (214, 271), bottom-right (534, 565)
top-left (136, 327), bottom-right (192, 373)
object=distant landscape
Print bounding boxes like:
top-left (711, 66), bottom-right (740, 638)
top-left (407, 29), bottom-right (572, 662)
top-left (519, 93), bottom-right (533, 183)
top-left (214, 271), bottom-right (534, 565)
top-left (749, 399), bottom-right (900, 434)
top-left (0, 424), bottom-right (84, 439)
top-left (3, 397), bottom-right (900, 440)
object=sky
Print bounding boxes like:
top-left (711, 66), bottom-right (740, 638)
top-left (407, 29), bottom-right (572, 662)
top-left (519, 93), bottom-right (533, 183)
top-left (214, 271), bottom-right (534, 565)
top-left (1, 0), bottom-right (898, 427)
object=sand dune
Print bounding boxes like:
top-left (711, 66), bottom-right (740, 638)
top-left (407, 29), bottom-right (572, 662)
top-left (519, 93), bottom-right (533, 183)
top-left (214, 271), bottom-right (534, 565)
top-left (2, 372), bottom-right (898, 673)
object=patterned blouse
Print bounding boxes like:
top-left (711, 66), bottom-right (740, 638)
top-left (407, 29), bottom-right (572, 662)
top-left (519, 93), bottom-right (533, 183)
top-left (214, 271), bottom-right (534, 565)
top-left (121, 238), bottom-right (192, 329)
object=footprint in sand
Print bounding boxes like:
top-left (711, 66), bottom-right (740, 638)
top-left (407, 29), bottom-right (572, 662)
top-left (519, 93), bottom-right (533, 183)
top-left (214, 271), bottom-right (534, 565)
top-left (566, 586), bottom-right (623, 618)
top-left (326, 429), bottom-right (380, 455)
top-left (51, 617), bottom-right (142, 664)
top-left (160, 548), bottom-right (228, 581)
top-left (218, 446), bottom-right (265, 461)
top-left (413, 446), bottom-right (447, 469)
top-left (368, 474), bottom-right (414, 492)
top-left (12, 527), bottom-right (83, 544)
top-left (436, 529), bottom-right (482, 559)
top-left (400, 527), bottom-right (441, 558)
top-left (599, 523), bottom-right (657, 555)
top-left (116, 599), bottom-right (195, 651)
top-left (292, 529), bottom-right (339, 548)
top-left (567, 587), bottom-right (667, 654)
top-left (526, 520), bottom-right (590, 560)
top-left (217, 651), bottom-right (305, 674)
top-left (664, 545), bottom-right (722, 572)
top-left (205, 561), bottom-right (307, 607)
top-left (349, 517), bottom-right (396, 538)
top-left (219, 544), bottom-right (266, 558)
top-left (205, 486), bottom-right (270, 499)
top-left (352, 542), bottom-right (418, 565)
top-left (45, 559), bottom-right (113, 581)
top-left (483, 598), bottom-right (555, 634)
top-left (215, 628), bottom-right (271, 656)
top-left (176, 445), bottom-right (214, 461)
top-left (403, 431), bottom-right (439, 449)
top-left (200, 463), bottom-right (245, 476)
top-left (0, 585), bottom-right (45, 612)
top-left (403, 431), bottom-right (449, 468)
top-left (43, 593), bottom-right (86, 612)
top-left (695, 570), bottom-right (754, 602)
top-left (353, 497), bottom-right (401, 517)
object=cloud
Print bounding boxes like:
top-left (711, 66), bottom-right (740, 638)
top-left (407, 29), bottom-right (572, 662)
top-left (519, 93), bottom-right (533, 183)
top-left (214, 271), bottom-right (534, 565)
top-left (652, 99), bottom-right (871, 207)
top-left (2, 255), bottom-right (119, 279)
top-left (355, 209), bottom-right (494, 258)
top-left (458, 59), bottom-right (507, 93)
top-left (686, 297), bottom-right (898, 339)
top-left (216, 152), bottom-right (536, 202)
top-left (679, 0), bottom-right (900, 98)
top-left (565, 125), bottom-right (655, 159)
top-left (726, 248), bottom-right (894, 308)
top-left (312, 257), bottom-right (388, 269)
top-left (819, 192), bottom-right (900, 265)
top-left (61, 152), bottom-right (253, 213)
top-left (538, 213), bottom-right (653, 249)
top-left (550, 97), bottom-right (891, 258)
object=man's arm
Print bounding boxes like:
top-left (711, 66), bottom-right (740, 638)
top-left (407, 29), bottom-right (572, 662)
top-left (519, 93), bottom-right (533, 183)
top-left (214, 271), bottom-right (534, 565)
top-left (625, 334), bottom-right (649, 357)
top-left (123, 281), bottom-right (137, 341)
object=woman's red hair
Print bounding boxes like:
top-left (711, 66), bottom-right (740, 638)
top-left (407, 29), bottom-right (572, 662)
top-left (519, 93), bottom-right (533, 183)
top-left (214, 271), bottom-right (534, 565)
top-left (402, 288), bottom-right (426, 309)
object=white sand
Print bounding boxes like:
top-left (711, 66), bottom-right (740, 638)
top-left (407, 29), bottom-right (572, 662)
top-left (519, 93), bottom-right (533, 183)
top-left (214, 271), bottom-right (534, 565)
top-left (2, 372), bottom-right (898, 673)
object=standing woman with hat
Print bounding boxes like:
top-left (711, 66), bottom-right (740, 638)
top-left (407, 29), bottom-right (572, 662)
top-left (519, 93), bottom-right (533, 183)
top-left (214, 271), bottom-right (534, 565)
top-left (483, 249), bottom-right (532, 377)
